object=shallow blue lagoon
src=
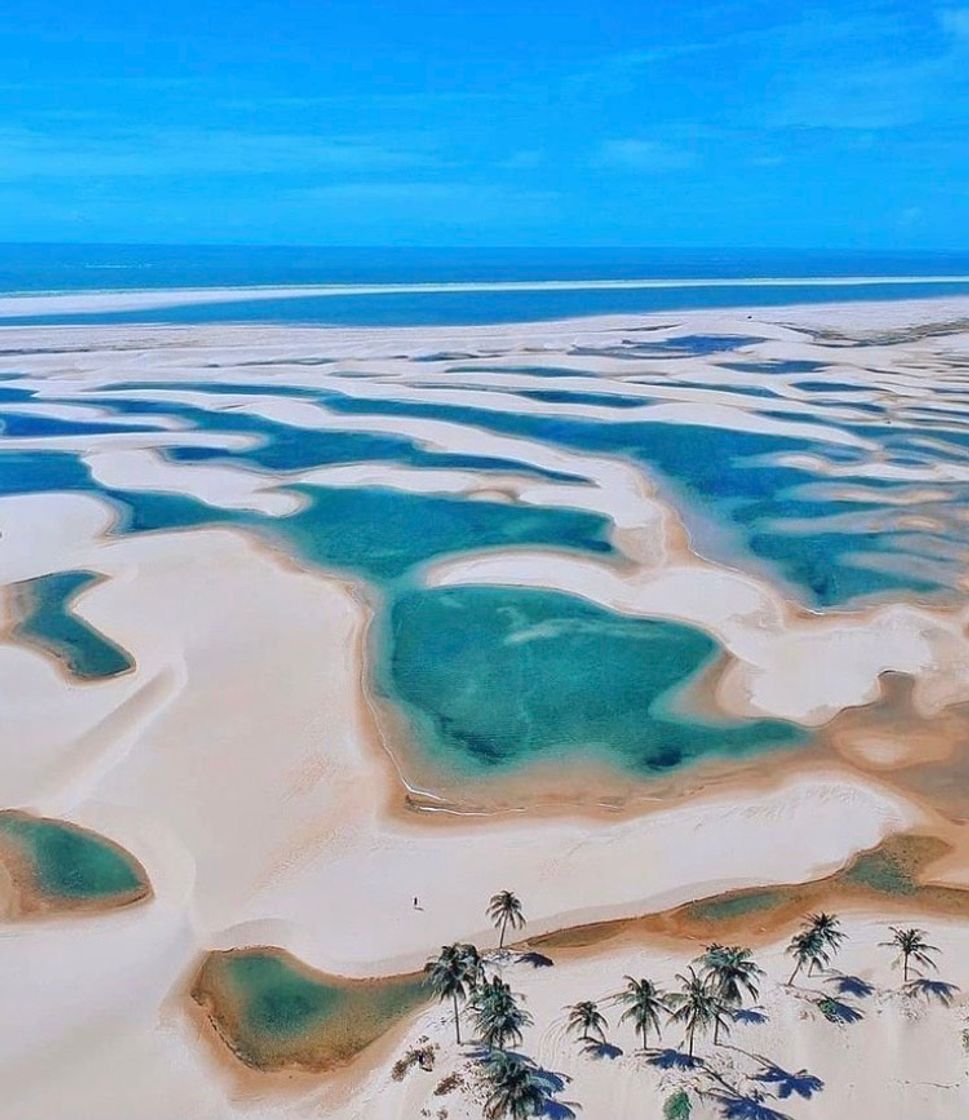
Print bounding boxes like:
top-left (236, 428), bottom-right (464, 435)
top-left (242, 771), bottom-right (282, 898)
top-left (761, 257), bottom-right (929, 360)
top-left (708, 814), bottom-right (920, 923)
top-left (269, 485), bottom-right (613, 584)
top-left (0, 450), bottom-right (93, 496)
top-left (517, 389), bottom-right (652, 408)
top-left (377, 585), bottom-right (804, 776)
top-left (94, 391), bottom-right (582, 482)
top-left (0, 811), bottom-right (148, 903)
top-left (314, 390), bottom-right (963, 607)
top-left (0, 410), bottom-right (162, 437)
top-left (13, 570), bottom-right (133, 679)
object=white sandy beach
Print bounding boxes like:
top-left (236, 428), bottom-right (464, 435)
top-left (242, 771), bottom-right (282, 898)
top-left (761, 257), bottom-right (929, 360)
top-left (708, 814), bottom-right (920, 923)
top-left (2, 297), bottom-right (969, 1118)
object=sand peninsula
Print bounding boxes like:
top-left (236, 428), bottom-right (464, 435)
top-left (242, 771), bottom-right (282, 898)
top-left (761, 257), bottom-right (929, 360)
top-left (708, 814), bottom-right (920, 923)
top-left (2, 296), bottom-right (969, 1118)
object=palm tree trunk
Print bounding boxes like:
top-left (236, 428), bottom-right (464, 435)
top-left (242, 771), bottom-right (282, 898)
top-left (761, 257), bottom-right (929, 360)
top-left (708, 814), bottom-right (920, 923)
top-left (903, 954), bottom-right (909, 983)
top-left (499, 914), bottom-right (507, 950)
top-left (452, 991), bottom-right (462, 1044)
top-left (688, 1024), bottom-right (695, 1057)
top-left (787, 962), bottom-right (800, 985)
top-left (641, 1023), bottom-right (647, 1051)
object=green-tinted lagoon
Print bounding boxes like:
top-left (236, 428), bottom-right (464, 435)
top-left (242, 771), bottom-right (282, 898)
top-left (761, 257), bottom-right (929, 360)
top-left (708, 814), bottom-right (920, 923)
top-left (0, 810), bottom-right (150, 914)
top-left (13, 570), bottom-right (133, 679)
top-left (377, 585), bottom-right (804, 775)
top-left (192, 948), bottom-right (429, 1072)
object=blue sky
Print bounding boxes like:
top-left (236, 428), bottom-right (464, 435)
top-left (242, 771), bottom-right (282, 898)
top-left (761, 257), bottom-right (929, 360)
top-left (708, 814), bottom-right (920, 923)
top-left (2, 0), bottom-right (967, 247)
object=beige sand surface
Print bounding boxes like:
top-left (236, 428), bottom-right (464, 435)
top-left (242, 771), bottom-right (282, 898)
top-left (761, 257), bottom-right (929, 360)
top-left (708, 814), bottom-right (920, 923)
top-left (2, 298), bottom-right (969, 1118)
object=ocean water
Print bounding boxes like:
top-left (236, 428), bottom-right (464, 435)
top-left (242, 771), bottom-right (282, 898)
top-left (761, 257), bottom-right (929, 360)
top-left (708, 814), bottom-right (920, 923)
top-left (2, 244), bottom-right (969, 326)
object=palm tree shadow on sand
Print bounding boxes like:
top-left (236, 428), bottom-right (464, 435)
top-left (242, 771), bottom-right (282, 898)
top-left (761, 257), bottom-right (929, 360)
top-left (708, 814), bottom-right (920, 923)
top-left (823, 973), bottom-right (874, 999)
top-left (645, 1047), bottom-right (703, 1070)
top-left (752, 1061), bottom-right (825, 1100)
top-left (730, 1006), bottom-right (769, 1025)
top-left (476, 1049), bottom-right (581, 1118)
top-left (814, 996), bottom-right (864, 1024)
top-left (518, 951), bottom-right (555, 969)
top-left (708, 1092), bottom-right (793, 1120)
top-left (581, 1039), bottom-right (623, 1059)
top-left (905, 978), bottom-right (960, 1006)
top-left (645, 1041), bottom-right (824, 1120)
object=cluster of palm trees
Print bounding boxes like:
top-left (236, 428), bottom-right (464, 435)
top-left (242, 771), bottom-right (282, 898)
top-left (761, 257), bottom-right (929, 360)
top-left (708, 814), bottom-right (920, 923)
top-left (426, 891), bottom-right (550, 1117)
top-left (423, 896), bottom-right (947, 1119)
top-left (785, 911), bottom-right (847, 984)
top-left (569, 943), bottom-right (762, 1059)
top-left (786, 914), bottom-right (942, 989)
top-left (569, 916), bottom-right (944, 1059)
top-left (425, 891), bottom-right (527, 1045)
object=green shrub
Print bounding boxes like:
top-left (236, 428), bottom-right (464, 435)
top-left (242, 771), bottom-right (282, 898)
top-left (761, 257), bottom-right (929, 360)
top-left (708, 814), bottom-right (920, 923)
top-left (663, 1089), bottom-right (692, 1119)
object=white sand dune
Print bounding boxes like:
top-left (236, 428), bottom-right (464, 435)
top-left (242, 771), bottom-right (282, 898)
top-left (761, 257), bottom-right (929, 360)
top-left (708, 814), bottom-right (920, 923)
top-left (2, 299), bottom-right (969, 1118)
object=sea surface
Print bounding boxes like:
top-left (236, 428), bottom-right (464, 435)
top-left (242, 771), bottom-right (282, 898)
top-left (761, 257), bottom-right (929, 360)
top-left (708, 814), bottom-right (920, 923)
top-left (2, 244), bottom-right (969, 326)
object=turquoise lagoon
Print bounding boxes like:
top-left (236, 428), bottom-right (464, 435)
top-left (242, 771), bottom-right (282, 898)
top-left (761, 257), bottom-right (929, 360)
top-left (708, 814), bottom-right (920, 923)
top-left (75, 375), bottom-right (969, 608)
top-left (377, 585), bottom-right (803, 776)
top-left (13, 569), bottom-right (133, 679)
top-left (192, 948), bottom-right (429, 1071)
top-left (20, 367), bottom-right (967, 606)
top-left (0, 811), bottom-right (149, 907)
top-left (314, 389), bottom-right (969, 608)
top-left (18, 348), bottom-right (968, 790)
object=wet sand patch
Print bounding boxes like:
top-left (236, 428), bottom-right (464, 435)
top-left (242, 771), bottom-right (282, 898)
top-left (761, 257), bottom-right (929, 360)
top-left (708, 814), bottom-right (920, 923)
top-left (529, 833), bottom-right (966, 955)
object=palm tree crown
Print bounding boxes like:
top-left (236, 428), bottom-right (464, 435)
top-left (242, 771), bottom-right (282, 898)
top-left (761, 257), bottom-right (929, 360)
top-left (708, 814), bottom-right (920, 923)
top-left (618, 976), bottom-right (668, 1050)
top-left (483, 1052), bottom-right (546, 1120)
top-left (696, 944), bottom-right (763, 1042)
top-left (488, 890), bottom-right (526, 950)
top-left (667, 967), bottom-right (730, 1056)
top-left (567, 1000), bottom-right (608, 1046)
top-left (785, 928), bottom-right (830, 985)
top-left (880, 926), bottom-right (940, 983)
top-left (805, 913), bottom-right (847, 954)
top-left (472, 976), bottom-right (534, 1051)
top-left (425, 942), bottom-right (478, 1044)
top-left (456, 942), bottom-right (486, 991)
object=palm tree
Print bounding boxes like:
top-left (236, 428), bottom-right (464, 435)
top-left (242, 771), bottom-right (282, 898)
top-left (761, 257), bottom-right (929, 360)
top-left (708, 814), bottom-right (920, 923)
top-left (488, 890), bottom-right (526, 950)
top-left (785, 928), bottom-right (829, 985)
top-left (667, 967), bottom-right (730, 1057)
top-left (473, 976), bottom-right (534, 1051)
top-left (457, 941), bottom-right (487, 991)
top-left (484, 1052), bottom-right (546, 1120)
top-left (566, 1000), bottom-right (608, 1046)
top-left (425, 943), bottom-right (476, 1043)
top-left (805, 913), bottom-right (847, 960)
top-left (880, 927), bottom-right (940, 983)
top-left (618, 976), bottom-right (668, 1050)
top-left (697, 945), bottom-right (763, 1043)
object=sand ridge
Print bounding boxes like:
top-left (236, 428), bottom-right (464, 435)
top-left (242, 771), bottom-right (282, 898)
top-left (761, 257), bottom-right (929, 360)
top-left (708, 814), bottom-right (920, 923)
top-left (2, 298), bottom-right (969, 1117)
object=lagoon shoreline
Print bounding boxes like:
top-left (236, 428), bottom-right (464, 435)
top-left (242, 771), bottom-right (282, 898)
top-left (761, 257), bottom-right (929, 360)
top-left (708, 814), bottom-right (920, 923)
top-left (2, 296), bottom-right (969, 1117)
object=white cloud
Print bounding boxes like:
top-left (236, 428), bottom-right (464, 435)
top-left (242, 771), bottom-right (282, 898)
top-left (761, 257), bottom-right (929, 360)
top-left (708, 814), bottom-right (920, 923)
top-left (0, 127), bottom-right (445, 180)
top-left (497, 149), bottom-right (543, 170)
top-left (939, 7), bottom-right (969, 36)
top-left (594, 139), bottom-right (697, 172)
